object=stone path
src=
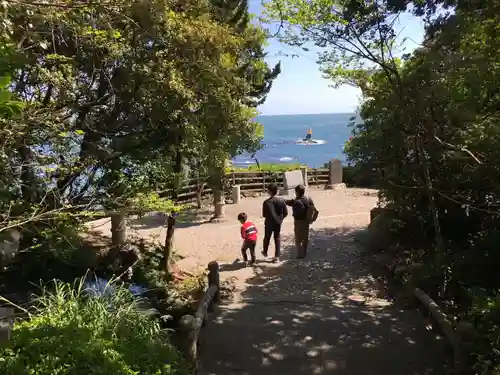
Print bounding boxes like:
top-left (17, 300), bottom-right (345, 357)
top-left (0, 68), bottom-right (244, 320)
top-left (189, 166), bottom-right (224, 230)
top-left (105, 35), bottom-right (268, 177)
top-left (192, 190), bottom-right (448, 375)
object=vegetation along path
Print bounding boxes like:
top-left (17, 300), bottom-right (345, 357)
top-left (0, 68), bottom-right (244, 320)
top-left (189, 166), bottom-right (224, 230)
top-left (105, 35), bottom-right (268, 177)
top-left (191, 189), bottom-right (448, 375)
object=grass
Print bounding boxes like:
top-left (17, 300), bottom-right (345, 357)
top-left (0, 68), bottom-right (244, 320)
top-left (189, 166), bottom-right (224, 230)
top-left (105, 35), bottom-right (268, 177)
top-left (0, 278), bottom-right (191, 375)
top-left (228, 162), bottom-right (302, 172)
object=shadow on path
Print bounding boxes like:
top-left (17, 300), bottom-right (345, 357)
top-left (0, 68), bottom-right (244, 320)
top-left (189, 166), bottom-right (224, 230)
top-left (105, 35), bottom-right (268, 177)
top-left (198, 226), bottom-right (449, 375)
top-left (127, 209), bottom-right (214, 231)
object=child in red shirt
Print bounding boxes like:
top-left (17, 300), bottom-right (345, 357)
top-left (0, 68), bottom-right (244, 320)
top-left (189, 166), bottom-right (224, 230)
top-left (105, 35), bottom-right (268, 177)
top-left (238, 212), bottom-right (257, 265)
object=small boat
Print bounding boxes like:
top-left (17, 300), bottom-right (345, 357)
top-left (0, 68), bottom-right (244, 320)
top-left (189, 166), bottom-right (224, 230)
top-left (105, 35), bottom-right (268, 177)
top-left (295, 127), bottom-right (319, 144)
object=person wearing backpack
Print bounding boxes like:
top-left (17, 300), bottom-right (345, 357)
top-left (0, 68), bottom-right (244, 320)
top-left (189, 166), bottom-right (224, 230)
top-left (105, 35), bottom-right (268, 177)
top-left (285, 184), bottom-right (319, 259)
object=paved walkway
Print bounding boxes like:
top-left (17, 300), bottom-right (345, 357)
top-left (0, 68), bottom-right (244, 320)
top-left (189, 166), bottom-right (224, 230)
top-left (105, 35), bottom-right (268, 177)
top-left (195, 190), bottom-right (448, 375)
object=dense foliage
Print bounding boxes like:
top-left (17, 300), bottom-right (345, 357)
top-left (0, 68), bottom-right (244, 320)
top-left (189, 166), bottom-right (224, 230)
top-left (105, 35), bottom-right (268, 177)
top-left (0, 279), bottom-right (190, 375)
top-left (0, 0), bottom-right (277, 278)
top-left (0, 1), bottom-right (277, 371)
top-left (264, 0), bottom-right (500, 372)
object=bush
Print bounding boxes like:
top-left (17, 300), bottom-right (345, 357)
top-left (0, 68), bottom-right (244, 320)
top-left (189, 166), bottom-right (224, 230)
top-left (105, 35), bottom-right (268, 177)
top-left (0, 279), bottom-right (191, 375)
top-left (342, 164), bottom-right (377, 188)
top-left (228, 162), bottom-right (301, 172)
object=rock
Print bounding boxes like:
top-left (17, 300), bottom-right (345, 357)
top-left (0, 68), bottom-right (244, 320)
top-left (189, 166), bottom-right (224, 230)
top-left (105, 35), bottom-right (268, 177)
top-left (220, 277), bottom-right (237, 299)
top-left (366, 208), bottom-right (400, 252)
top-left (104, 243), bottom-right (141, 280)
top-left (456, 321), bottom-right (479, 342)
top-left (0, 229), bottom-right (21, 269)
top-left (347, 294), bottom-right (366, 305)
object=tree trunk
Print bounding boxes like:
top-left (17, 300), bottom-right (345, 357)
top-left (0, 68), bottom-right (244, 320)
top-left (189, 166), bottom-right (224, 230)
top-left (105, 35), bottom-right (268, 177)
top-left (417, 137), bottom-right (447, 295)
top-left (213, 188), bottom-right (225, 219)
top-left (110, 211), bottom-right (127, 248)
top-left (196, 181), bottom-right (206, 209)
top-left (163, 214), bottom-right (176, 274)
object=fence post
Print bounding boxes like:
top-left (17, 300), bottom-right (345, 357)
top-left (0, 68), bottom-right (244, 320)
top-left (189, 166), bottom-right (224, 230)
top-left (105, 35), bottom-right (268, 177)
top-left (207, 261), bottom-right (220, 308)
top-left (231, 185), bottom-right (241, 204)
top-left (262, 171), bottom-right (266, 192)
top-left (232, 170), bottom-right (235, 186)
top-left (300, 166), bottom-right (308, 187)
top-left (325, 158), bottom-right (345, 189)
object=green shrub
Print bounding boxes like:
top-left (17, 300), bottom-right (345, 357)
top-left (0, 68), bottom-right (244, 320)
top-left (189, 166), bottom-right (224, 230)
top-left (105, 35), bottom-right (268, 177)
top-left (342, 164), bottom-right (377, 188)
top-left (0, 279), bottom-right (190, 375)
top-left (228, 162), bottom-right (301, 172)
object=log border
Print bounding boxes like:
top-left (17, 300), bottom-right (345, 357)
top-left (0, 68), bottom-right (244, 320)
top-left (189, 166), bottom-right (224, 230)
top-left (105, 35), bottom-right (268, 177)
top-left (369, 207), bottom-right (480, 374)
top-left (413, 288), bottom-right (479, 375)
top-left (178, 261), bottom-right (220, 373)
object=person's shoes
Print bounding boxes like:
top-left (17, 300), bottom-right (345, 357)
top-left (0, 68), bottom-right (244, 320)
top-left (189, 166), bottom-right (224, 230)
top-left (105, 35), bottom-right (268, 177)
top-left (261, 251), bottom-right (268, 257)
top-left (271, 257), bottom-right (280, 263)
top-left (249, 259), bottom-right (256, 266)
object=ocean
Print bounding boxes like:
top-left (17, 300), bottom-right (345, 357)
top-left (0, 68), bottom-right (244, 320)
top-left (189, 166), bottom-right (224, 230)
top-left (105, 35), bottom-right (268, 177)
top-left (232, 113), bottom-right (355, 168)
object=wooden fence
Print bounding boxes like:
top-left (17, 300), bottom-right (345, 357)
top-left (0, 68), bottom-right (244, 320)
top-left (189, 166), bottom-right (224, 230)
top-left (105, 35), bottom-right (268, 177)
top-left (168, 168), bottom-right (330, 203)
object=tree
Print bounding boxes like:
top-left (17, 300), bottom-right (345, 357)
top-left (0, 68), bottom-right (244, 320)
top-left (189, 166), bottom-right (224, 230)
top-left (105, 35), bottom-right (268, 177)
top-left (0, 0), bottom-right (266, 275)
top-left (211, 0), bottom-right (281, 107)
top-left (265, 0), bottom-right (500, 369)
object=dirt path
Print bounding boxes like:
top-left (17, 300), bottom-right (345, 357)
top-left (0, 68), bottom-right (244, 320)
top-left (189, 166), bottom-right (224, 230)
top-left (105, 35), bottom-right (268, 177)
top-left (87, 188), bottom-right (447, 373)
top-left (86, 187), bottom-right (378, 274)
top-left (186, 189), bottom-right (447, 375)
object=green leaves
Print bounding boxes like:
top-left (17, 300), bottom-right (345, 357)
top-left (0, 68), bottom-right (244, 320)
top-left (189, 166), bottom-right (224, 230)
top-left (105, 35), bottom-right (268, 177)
top-left (263, 0), bottom-right (402, 90)
top-left (0, 279), bottom-right (190, 375)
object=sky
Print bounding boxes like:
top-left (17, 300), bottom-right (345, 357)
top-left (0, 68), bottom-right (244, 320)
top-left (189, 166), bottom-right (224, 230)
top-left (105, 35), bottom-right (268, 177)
top-left (249, 1), bottom-right (426, 116)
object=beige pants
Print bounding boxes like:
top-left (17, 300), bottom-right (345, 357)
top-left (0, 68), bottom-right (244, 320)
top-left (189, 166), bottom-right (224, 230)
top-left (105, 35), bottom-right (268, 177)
top-left (294, 219), bottom-right (310, 258)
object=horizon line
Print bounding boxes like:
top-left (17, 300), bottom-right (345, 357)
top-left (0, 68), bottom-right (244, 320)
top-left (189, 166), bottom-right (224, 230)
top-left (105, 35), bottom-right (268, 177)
top-left (257, 111), bottom-right (356, 117)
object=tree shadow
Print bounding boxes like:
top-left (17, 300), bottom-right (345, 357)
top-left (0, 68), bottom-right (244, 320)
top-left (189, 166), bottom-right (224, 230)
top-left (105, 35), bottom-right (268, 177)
top-left (220, 259), bottom-right (248, 272)
top-left (198, 226), bottom-right (450, 375)
top-left (127, 209), bottom-right (214, 230)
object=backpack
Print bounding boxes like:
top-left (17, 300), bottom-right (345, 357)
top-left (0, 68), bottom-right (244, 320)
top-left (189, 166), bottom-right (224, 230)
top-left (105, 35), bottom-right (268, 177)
top-left (305, 197), bottom-right (319, 224)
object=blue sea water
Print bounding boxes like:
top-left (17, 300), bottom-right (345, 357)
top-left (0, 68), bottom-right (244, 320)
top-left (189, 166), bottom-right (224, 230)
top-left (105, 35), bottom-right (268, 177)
top-left (232, 113), bottom-right (355, 168)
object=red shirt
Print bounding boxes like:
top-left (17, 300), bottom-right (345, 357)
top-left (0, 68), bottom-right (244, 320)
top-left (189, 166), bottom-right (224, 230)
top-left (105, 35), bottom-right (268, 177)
top-left (241, 221), bottom-right (258, 242)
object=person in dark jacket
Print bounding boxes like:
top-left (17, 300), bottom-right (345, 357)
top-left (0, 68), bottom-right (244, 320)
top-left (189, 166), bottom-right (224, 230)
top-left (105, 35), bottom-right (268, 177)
top-left (262, 183), bottom-right (288, 262)
top-left (285, 185), bottom-right (313, 259)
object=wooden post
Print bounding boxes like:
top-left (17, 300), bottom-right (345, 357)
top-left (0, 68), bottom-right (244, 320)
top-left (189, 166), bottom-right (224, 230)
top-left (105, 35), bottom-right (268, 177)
top-left (300, 166), bottom-right (308, 187)
top-left (232, 185), bottom-right (241, 204)
top-left (325, 158), bottom-right (345, 190)
top-left (232, 170), bottom-right (235, 186)
top-left (207, 261), bottom-right (220, 306)
top-left (262, 171), bottom-right (266, 192)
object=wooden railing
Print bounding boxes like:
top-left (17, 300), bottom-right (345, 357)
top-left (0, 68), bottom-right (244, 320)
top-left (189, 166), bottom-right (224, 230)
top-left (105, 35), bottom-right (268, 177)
top-left (178, 261), bottom-right (220, 372)
top-left (168, 168), bottom-right (330, 203)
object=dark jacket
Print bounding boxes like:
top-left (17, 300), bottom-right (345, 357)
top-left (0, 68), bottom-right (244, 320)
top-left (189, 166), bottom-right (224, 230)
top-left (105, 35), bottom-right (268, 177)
top-left (285, 196), bottom-right (314, 221)
top-left (262, 196), bottom-right (288, 225)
